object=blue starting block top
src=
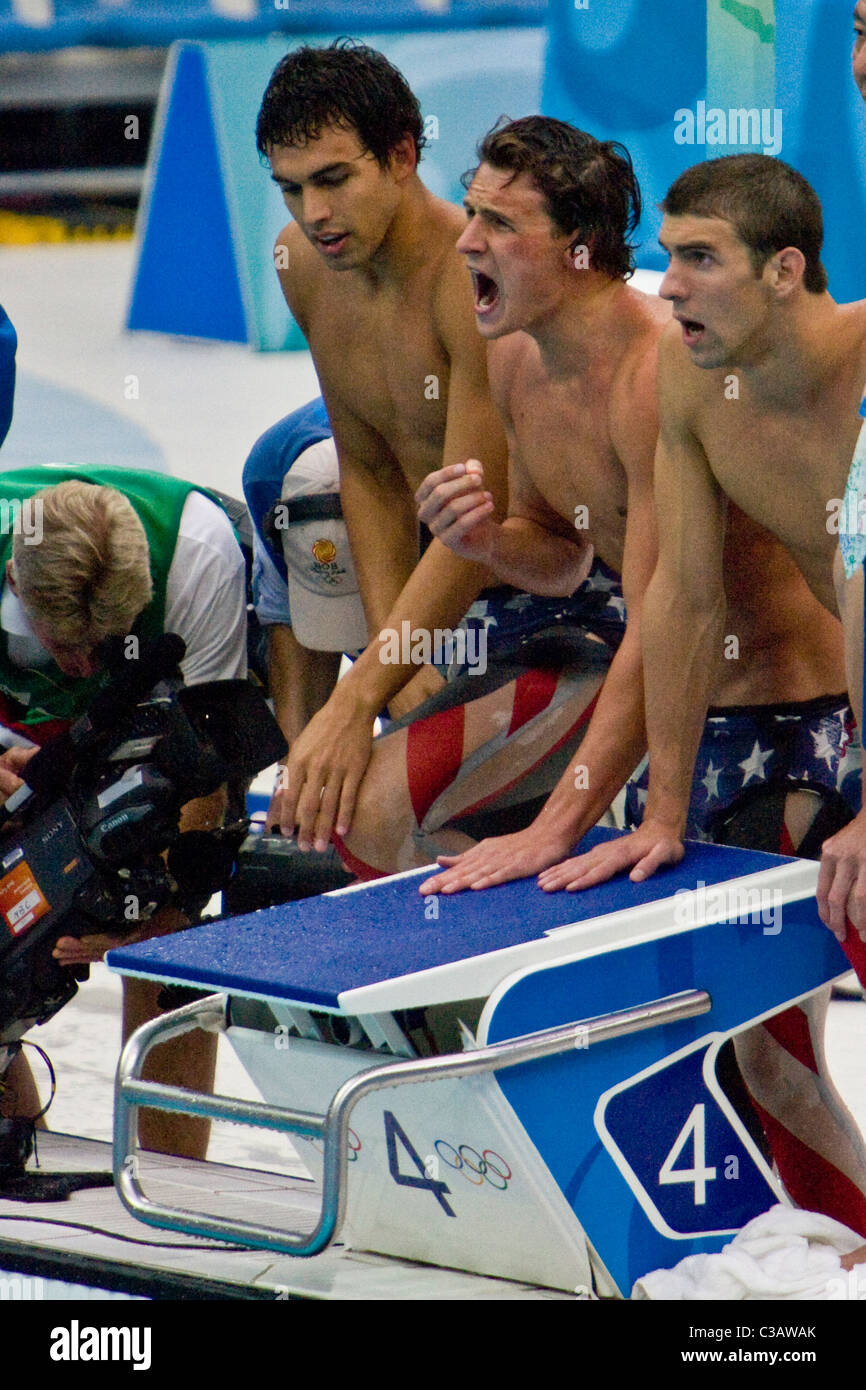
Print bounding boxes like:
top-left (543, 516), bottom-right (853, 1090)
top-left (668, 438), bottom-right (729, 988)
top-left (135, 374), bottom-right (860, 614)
top-left (109, 832), bottom-right (820, 1013)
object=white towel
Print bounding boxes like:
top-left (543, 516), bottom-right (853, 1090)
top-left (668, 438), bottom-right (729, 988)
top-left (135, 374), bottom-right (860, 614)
top-left (631, 1205), bottom-right (866, 1300)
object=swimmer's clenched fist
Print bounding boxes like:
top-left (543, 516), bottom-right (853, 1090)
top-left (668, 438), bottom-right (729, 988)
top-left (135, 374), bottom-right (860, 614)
top-left (417, 459), bottom-right (595, 586)
top-left (415, 460), bottom-right (496, 562)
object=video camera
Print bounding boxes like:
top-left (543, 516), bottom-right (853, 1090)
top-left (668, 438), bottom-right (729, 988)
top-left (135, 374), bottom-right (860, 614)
top-left (0, 633), bottom-right (286, 1052)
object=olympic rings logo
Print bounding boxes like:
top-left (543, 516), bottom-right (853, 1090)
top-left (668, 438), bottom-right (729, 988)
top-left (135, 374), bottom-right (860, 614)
top-left (433, 1141), bottom-right (512, 1191)
top-left (302, 1127), bottom-right (362, 1162)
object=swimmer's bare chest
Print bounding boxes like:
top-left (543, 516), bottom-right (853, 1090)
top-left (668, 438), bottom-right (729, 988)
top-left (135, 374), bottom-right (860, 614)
top-left (304, 278), bottom-right (452, 492)
top-left (507, 369), bottom-right (628, 569)
top-left (697, 394), bottom-right (862, 613)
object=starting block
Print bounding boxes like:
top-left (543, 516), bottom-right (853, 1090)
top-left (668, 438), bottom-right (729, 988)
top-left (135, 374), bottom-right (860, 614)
top-left (108, 830), bottom-right (850, 1297)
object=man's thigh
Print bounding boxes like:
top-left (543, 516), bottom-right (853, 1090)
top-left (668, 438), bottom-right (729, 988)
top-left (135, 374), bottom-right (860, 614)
top-left (339, 628), bottom-right (613, 874)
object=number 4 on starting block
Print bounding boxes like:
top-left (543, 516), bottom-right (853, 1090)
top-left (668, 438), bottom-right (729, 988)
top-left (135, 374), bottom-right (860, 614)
top-left (597, 1041), bottom-right (777, 1239)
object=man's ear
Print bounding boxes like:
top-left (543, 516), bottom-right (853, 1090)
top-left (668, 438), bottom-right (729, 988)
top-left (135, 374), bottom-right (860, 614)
top-left (5, 560), bottom-right (17, 593)
top-left (388, 134), bottom-right (418, 181)
top-left (767, 246), bottom-right (806, 298)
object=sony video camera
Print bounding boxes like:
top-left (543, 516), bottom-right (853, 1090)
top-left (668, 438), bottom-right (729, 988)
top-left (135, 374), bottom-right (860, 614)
top-left (0, 633), bottom-right (286, 1049)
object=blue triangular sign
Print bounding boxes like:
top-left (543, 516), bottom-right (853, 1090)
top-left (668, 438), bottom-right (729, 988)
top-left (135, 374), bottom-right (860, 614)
top-left (127, 44), bottom-right (248, 344)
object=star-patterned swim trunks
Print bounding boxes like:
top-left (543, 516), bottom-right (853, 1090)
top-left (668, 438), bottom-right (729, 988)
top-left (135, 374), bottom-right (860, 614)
top-left (625, 693), bottom-right (862, 838)
top-left (439, 557), bottom-right (626, 680)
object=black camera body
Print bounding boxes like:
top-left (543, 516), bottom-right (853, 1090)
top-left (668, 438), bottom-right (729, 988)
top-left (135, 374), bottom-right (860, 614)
top-left (0, 635), bottom-right (286, 1046)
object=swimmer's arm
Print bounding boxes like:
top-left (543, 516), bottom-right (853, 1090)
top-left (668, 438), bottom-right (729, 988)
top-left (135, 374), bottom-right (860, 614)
top-left (491, 336), bottom-right (596, 592)
top-left (421, 450), bottom-right (657, 893)
top-left (276, 381), bottom-right (503, 850)
top-left (417, 343), bottom-right (592, 594)
top-left (277, 532), bottom-right (500, 848)
top-left (540, 334), bottom-right (727, 890)
top-left (265, 626), bottom-right (342, 832)
top-left (495, 443), bottom-right (596, 594)
top-left (417, 445), bottom-right (594, 594)
top-left (328, 398), bottom-right (421, 635)
top-left (639, 361), bottom-right (727, 836)
top-left (268, 626), bottom-right (343, 747)
top-left (273, 391), bottom-right (426, 845)
top-left (530, 349), bottom-right (661, 846)
top-left (477, 336), bottom-right (592, 593)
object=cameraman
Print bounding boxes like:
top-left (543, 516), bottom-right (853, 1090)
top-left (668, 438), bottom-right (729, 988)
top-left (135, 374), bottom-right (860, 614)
top-left (0, 465), bottom-right (247, 1159)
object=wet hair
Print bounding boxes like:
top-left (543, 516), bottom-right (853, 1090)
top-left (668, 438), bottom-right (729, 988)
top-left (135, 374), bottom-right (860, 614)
top-left (465, 116), bottom-right (641, 279)
top-left (12, 482), bottom-right (152, 646)
top-left (661, 155), bottom-right (827, 293)
top-left (256, 39), bottom-right (426, 167)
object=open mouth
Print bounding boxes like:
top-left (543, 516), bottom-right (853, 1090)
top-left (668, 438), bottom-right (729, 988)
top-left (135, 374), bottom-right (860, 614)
top-left (679, 317), bottom-right (706, 344)
top-left (471, 269), bottom-right (501, 315)
top-left (314, 232), bottom-right (349, 255)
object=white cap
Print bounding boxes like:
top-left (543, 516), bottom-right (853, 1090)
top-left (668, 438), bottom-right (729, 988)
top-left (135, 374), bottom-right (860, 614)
top-left (279, 438), bottom-right (368, 653)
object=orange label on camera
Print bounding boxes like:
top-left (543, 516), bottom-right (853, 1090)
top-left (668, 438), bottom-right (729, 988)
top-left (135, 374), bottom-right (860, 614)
top-left (0, 862), bottom-right (49, 937)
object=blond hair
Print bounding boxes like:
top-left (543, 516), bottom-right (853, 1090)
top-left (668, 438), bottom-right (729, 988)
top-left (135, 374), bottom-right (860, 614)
top-left (11, 481), bottom-right (153, 645)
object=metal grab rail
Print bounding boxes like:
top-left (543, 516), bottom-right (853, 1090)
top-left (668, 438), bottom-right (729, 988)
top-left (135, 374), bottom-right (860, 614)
top-left (113, 987), bottom-right (711, 1257)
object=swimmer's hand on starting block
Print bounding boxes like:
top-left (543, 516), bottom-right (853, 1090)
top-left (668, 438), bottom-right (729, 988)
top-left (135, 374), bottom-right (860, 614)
top-left (415, 459), bottom-right (498, 564)
top-left (816, 809), bottom-right (866, 944)
top-left (419, 820), bottom-right (686, 896)
top-left (537, 820), bottom-right (686, 893)
top-left (419, 822), bottom-right (578, 895)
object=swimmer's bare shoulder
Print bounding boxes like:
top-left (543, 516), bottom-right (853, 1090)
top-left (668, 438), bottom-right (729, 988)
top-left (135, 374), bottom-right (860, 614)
top-left (655, 316), bottom-right (712, 439)
top-left (274, 219), bottom-right (322, 335)
top-left (829, 298), bottom-right (866, 373)
top-left (606, 291), bottom-right (669, 482)
top-left (484, 332), bottom-right (538, 426)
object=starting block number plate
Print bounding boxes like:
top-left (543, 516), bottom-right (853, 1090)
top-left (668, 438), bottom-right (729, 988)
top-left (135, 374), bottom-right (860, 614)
top-left (597, 1044), bottom-right (778, 1238)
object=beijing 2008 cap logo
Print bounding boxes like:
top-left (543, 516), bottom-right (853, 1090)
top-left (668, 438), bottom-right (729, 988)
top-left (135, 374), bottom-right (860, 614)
top-left (312, 538), bottom-right (337, 564)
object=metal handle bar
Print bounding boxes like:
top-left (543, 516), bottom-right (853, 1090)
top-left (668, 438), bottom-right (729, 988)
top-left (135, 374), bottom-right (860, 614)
top-left (114, 987), bottom-right (710, 1257)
